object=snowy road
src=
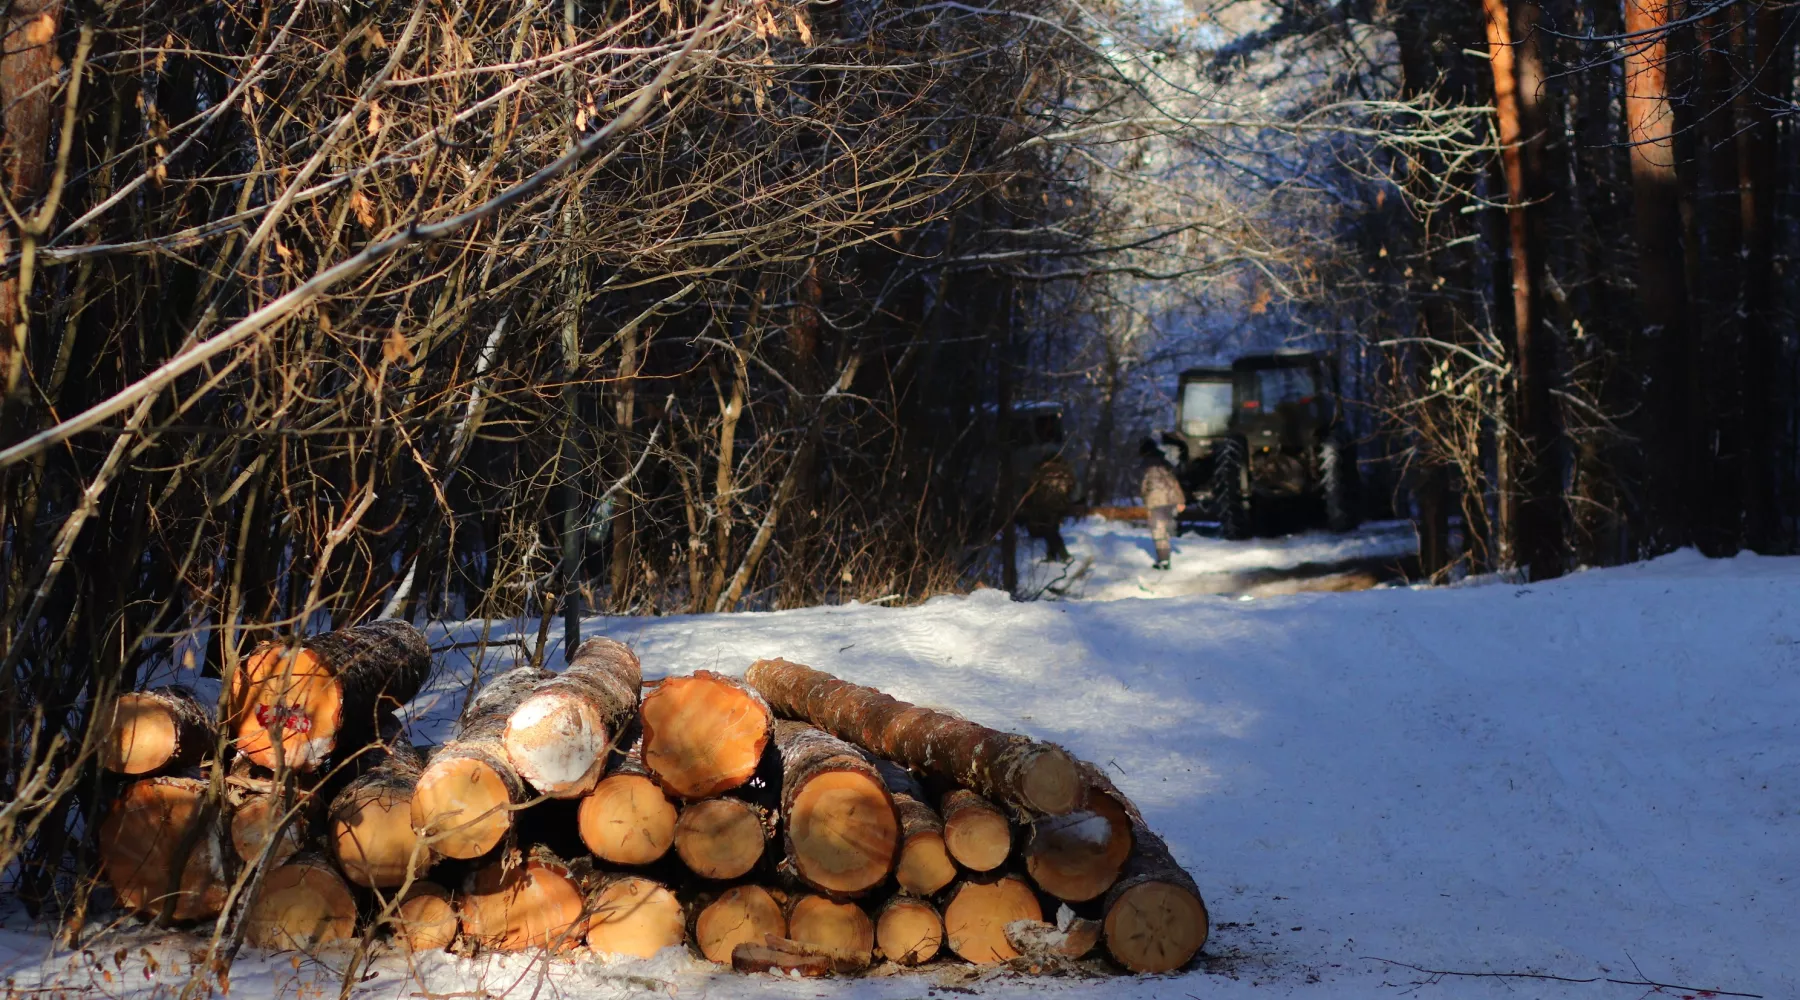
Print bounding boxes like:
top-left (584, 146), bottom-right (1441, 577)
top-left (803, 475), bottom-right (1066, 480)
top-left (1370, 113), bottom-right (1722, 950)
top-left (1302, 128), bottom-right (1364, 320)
top-left (6, 548), bottom-right (1797, 1000)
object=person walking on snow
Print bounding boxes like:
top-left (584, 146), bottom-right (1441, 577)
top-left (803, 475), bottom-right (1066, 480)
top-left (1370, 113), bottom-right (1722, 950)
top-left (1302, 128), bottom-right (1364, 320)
top-left (1022, 455), bottom-right (1077, 562)
top-left (1138, 437), bottom-right (1185, 570)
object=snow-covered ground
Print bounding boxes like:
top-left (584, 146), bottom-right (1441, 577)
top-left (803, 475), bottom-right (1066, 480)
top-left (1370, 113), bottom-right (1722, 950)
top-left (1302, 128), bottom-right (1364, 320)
top-left (5, 541), bottom-right (1797, 1000)
top-left (1017, 517), bottom-right (1419, 601)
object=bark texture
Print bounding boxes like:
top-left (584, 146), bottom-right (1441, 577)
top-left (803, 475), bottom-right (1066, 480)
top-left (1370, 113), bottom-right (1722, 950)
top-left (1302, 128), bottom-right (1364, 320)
top-left (745, 658), bottom-right (1083, 816)
top-left (503, 635), bottom-right (642, 797)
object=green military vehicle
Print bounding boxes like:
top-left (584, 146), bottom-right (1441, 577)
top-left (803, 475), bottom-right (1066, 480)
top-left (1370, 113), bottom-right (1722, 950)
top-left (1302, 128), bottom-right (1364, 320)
top-left (1167, 351), bottom-right (1359, 540)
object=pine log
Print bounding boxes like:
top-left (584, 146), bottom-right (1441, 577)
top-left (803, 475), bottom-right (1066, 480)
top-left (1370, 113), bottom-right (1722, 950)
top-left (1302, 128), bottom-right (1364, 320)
top-left (1004, 915), bottom-right (1101, 960)
top-left (785, 894), bottom-right (873, 970)
top-left (329, 740), bottom-right (431, 887)
top-left (942, 875), bottom-right (1042, 964)
top-left (874, 896), bottom-right (943, 965)
top-left (744, 658), bottom-right (1083, 816)
top-left (674, 797), bottom-right (772, 880)
top-left (770, 720), bottom-right (898, 895)
top-left (730, 938), bottom-right (832, 977)
top-left (1102, 822), bottom-right (1207, 973)
top-left (639, 671), bottom-right (773, 799)
top-left (391, 881), bottom-right (459, 951)
top-left (874, 761), bottom-right (955, 896)
top-left (577, 736), bottom-right (677, 865)
top-left (691, 885), bottom-right (787, 964)
top-left (1022, 772), bottom-right (1132, 902)
top-left (97, 776), bottom-right (228, 922)
top-left (99, 686), bottom-right (214, 775)
top-left (583, 875), bottom-right (685, 958)
top-left (503, 637), bottom-right (642, 798)
top-left (242, 852), bottom-right (358, 951)
top-left (231, 620), bottom-right (431, 772)
top-left (227, 782), bottom-right (312, 869)
top-left (939, 788), bottom-right (1011, 873)
top-left (412, 667), bottom-right (551, 859)
top-left (459, 846), bottom-right (587, 951)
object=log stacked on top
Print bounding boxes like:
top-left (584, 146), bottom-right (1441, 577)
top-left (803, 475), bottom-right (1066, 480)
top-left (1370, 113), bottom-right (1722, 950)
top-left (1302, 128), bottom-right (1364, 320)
top-left (94, 628), bottom-right (1207, 976)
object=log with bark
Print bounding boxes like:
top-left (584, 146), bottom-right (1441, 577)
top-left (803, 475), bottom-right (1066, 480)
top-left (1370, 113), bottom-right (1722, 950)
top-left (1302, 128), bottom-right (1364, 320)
top-left (939, 787), bottom-right (1011, 873)
top-left (503, 636), bottom-right (642, 798)
top-left (674, 797), bottom-right (773, 880)
top-left (225, 768), bottom-right (313, 869)
top-left (391, 881), bottom-right (459, 951)
top-left (874, 761), bottom-right (955, 896)
top-left (1101, 821), bottom-right (1207, 973)
top-left (411, 666), bottom-right (552, 859)
top-left (941, 874), bottom-right (1043, 965)
top-left (577, 735), bottom-right (677, 865)
top-left (1005, 913), bottom-right (1101, 960)
top-left (329, 739), bottom-right (431, 887)
top-left (97, 775), bottom-right (229, 922)
top-left (691, 884), bottom-right (787, 964)
top-left (730, 938), bottom-right (832, 977)
top-left (639, 670), bottom-right (773, 799)
top-left (785, 893), bottom-right (873, 970)
top-left (874, 896), bottom-right (943, 965)
top-left (583, 874), bottom-right (686, 958)
top-left (459, 846), bottom-right (587, 951)
top-left (1021, 764), bottom-right (1133, 901)
top-left (99, 686), bottom-right (214, 775)
top-left (744, 658), bottom-right (1083, 816)
top-left (242, 851), bottom-right (359, 951)
top-left (770, 720), bottom-right (899, 895)
top-left (230, 620), bottom-right (431, 772)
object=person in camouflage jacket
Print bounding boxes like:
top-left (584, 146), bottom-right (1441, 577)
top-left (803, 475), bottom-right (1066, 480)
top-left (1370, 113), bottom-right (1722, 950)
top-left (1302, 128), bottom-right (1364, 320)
top-left (1138, 438), bottom-right (1185, 569)
top-left (1022, 455), bottom-right (1077, 562)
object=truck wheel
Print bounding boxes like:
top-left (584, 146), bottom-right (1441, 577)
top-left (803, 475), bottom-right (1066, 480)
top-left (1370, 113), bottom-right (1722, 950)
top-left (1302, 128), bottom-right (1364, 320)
top-left (1320, 434), bottom-right (1360, 533)
top-left (1213, 437), bottom-right (1252, 540)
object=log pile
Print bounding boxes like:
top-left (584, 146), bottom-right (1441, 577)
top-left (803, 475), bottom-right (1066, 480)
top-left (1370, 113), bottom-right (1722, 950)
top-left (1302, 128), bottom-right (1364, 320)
top-left (94, 631), bottom-right (1208, 976)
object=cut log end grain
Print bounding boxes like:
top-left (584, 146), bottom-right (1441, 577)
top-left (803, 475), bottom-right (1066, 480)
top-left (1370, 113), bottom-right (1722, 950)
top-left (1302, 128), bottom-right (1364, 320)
top-left (411, 755), bottom-right (513, 860)
top-left (776, 722), bottom-right (899, 895)
top-left (98, 777), bottom-right (227, 922)
top-left (461, 856), bottom-right (586, 952)
top-left (232, 621), bottom-right (430, 772)
top-left (1015, 745), bottom-right (1084, 817)
top-left (786, 895), bottom-right (873, 970)
top-left (332, 784), bottom-right (427, 887)
top-left (503, 637), bottom-right (642, 798)
top-left (693, 885), bottom-right (787, 965)
top-left (584, 876), bottom-right (685, 958)
top-left (392, 882), bottom-right (458, 952)
top-left (894, 828), bottom-right (955, 898)
top-left (578, 773), bottom-right (676, 865)
top-left (639, 671), bottom-right (773, 800)
top-left (1103, 881), bottom-right (1207, 973)
top-left (874, 897), bottom-right (943, 965)
top-left (731, 939), bottom-right (832, 977)
top-left (673, 798), bottom-right (768, 880)
top-left (942, 876), bottom-right (1043, 965)
top-left (1023, 789), bottom-right (1133, 902)
top-left (243, 854), bottom-right (358, 951)
top-left (230, 791), bottom-right (306, 868)
top-left (100, 688), bottom-right (212, 775)
top-left (940, 789), bottom-right (1011, 873)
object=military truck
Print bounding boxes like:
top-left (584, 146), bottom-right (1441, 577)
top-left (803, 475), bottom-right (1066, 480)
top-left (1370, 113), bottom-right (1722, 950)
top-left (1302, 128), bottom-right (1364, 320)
top-left (1165, 351), bottom-right (1359, 539)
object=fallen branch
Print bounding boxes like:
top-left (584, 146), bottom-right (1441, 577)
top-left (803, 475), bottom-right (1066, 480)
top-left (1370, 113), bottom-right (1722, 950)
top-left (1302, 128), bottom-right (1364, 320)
top-left (1363, 956), bottom-right (1763, 998)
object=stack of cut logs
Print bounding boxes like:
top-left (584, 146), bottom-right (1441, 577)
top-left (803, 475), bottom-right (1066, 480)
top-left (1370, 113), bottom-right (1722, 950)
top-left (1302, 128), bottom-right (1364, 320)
top-left (96, 622), bottom-right (1207, 976)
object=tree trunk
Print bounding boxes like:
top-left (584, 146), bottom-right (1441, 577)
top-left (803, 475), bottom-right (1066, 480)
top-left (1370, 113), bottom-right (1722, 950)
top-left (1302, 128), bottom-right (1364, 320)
top-left (785, 893), bottom-right (874, 970)
top-left (874, 896), bottom-right (943, 965)
top-left (1735, 5), bottom-right (1786, 552)
top-left (577, 734), bottom-right (677, 865)
top-left (691, 884), bottom-right (787, 964)
top-left (674, 797), bottom-right (773, 880)
top-left (639, 670), bottom-right (774, 799)
top-left (1101, 820), bottom-right (1208, 974)
top-left (583, 874), bottom-right (685, 958)
top-left (97, 775), bottom-right (229, 922)
top-left (0, 0), bottom-right (64, 392)
top-left (231, 619), bottom-right (431, 772)
top-left (503, 635), bottom-right (642, 798)
top-left (328, 738), bottom-right (430, 888)
top-left (411, 667), bottom-right (552, 859)
top-left (744, 657), bottom-right (1083, 816)
top-left (391, 881), bottom-right (459, 951)
top-left (459, 845), bottom-right (587, 951)
top-left (874, 760), bottom-right (956, 896)
top-left (770, 720), bottom-right (899, 896)
top-left (941, 874), bottom-right (1042, 965)
top-left (99, 686), bottom-right (214, 775)
top-left (939, 787), bottom-right (1012, 873)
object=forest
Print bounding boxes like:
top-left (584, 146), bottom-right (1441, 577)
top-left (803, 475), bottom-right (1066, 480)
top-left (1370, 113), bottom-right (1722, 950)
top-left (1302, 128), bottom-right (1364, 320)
top-left (0, 0), bottom-right (1796, 958)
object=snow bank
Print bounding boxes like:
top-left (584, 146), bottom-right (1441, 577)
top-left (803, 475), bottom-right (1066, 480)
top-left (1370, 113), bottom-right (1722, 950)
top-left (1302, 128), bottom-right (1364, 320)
top-left (7, 550), bottom-right (1795, 999)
